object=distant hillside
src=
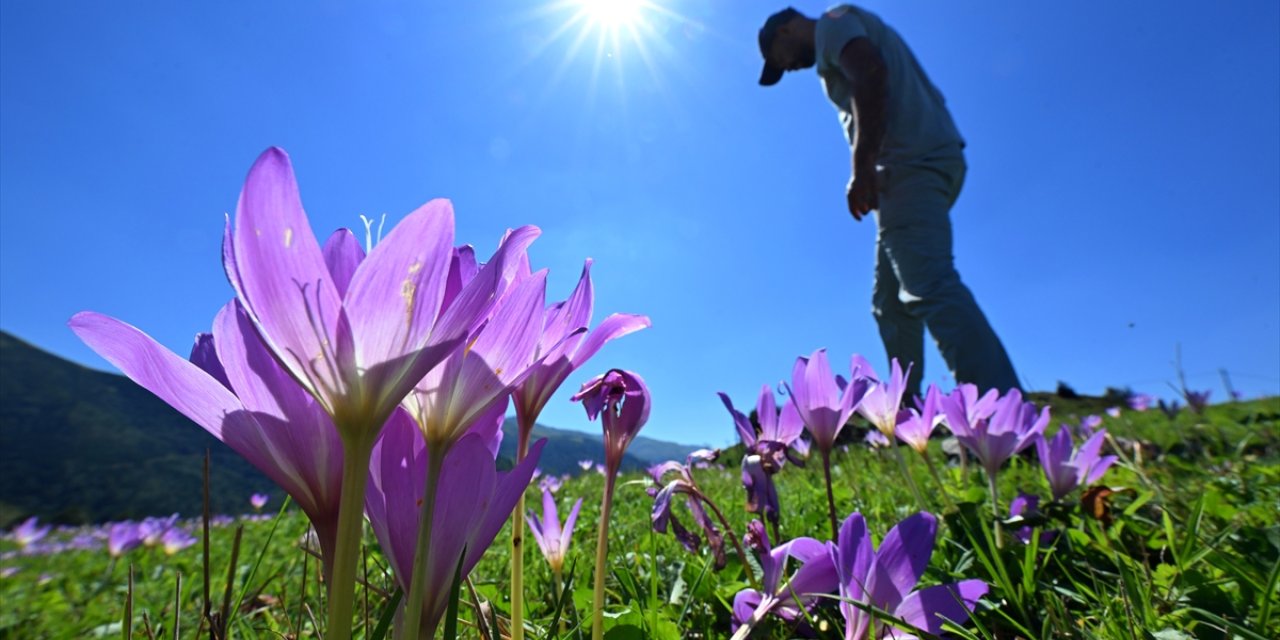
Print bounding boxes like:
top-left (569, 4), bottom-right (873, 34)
top-left (0, 331), bottom-right (703, 527)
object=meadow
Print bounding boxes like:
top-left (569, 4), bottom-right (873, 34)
top-left (3, 394), bottom-right (1277, 639)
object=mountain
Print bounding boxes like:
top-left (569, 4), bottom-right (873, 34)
top-left (0, 331), bottom-right (703, 527)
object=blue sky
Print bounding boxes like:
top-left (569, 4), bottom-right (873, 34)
top-left (2, 1), bottom-right (1277, 447)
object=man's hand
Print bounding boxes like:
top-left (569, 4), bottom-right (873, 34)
top-left (846, 169), bottom-right (878, 220)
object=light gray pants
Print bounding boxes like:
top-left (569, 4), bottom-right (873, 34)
top-left (872, 150), bottom-right (1021, 398)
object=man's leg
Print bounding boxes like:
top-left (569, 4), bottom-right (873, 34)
top-left (875, 156), bottom-right (1022, 396)
top-left (872, 233), bottom-right (926, 397)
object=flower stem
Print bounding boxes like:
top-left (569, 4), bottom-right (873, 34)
top-left (891, 444), bottom-right (929, 515)
top-left (820, 448), bottom-right (840, 540)
top-left (325, 436), bottom-right (374, 640)
top-left (553, 567), bottom-right (566, 634)
top-left (401, 446), bottom-right (447, 638)
top-left (701, 491), bottom-right (761, 592)
top-left (921, 450), bottom-right (956, 512)
top-left (510, 426), bottom-right (532, 640)
top-left (988, 472), bottom-right (1004, 549)
top-left (591, 472), bottom-right (617, 640)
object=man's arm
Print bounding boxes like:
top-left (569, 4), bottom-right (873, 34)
top-left (839, 36), bottom-right (887, 220)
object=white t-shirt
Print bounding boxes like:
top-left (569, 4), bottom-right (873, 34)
top-left (815, 4), bottom-right (964, 165)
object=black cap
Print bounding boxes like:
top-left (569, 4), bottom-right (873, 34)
top-left (758, 7), bottom-right (801, 86)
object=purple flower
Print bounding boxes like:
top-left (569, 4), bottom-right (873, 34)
top-left (1036, 427), bottom-right (1118, 501)
top-left (577, 459), bottom-right (594, 471)
top-left (1106, 406), bottom-right (1122, 418)
top-left (0, 567), bottom-right (18, 579)
top-left (833, 512), bottom-right (987, 639)
top-left (864, 429), bottom-right (891, 449)
top-left (250, 493), bottom-right (269, 510)
top-left (10, 517), bottom-right (50, 549)
top-left (894, 385), bottom-right (944, 454)
top-left (139, 514), bottom-right (179, 547)
top-left (719, 385), bottom-right (808, 474)
top-left (1185, 389), bottom-right (1211, 413)
top-left (1009, 493), bottom-right (1054, 546)
top-left (852, 356), bottom-right (912, 437)
top-left (650, 450), bottom-right (728, 569)
top-left (72, 301), bottom-right (347, 578)
top-left (1126, 392), bottom-right (1155, 411)
top-left (787, 349), bottom-right (869, 455)
top-left (526, 488), bottom-right (582, 575)
top-left (740, 454), bottom-right (781, 531)
top-left (218, 148), bottom-right (533, 448)
top-left (365, 412), bottom-right (544, 639)
top-left (160, 527), bottom-right (198, 555)
top-left (731, 520), bottom-right (837, 639)
top-left (538, 474), bottom-right (563, 494)
top-left (572, 369), bottom-right (651, 475)
top-left (942, 388), bottom-right (1048, 480)
top-left (107, 523), bottom-right (143, 558)
top-left (512, 258), bottom-right (650, 449)
top-left (405, 267), bottom-right (548, 453)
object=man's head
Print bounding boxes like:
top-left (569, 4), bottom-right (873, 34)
top-left (758, 7), bottom-right (816, 86)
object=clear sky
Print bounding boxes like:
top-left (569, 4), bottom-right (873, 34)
top-left (2, 1), bottom-right (1277, 447)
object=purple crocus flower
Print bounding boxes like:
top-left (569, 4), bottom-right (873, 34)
top-left (730, 520), bottom-right (837, 640)
top-left (139, 514), bottom-right (179, 547)
top-left (72, 300), bottom-right (347, 579)
top-left (107, 523), bottom-right (143, 558)
top-left (10, 517), bottom-right (50, 549)
top-left (572, 369), bottom-right (651, 475)
top-left (833, 512), bottom-right (987, 639)
top-left (864, 429), bottom-right (891, 449)
top-left (894, 385), bottom-right (944, 454)
top-left (650, 450), bottom-right (729, 569)
top-left (852, 356), bottom-right (912, 437)
top-left (788, 349), bottom-right (869, 455)
top-left (1036, 427), bottom-right (1118, 501)
top-left (365, 411), bottom-right (544, 639)
top-left (526, 488), bottom-right (583, 576)
top-left (512, 258), bottom-right (650, 454)
top-left (1126, 392), bottom-right (1155, 411)
top-left (942, 388), bottom-right (1048, 480)
top-left (719, 385), bottom-right (809, 473)
top-left (160, 527), bottom-right (198, 555)
top-left (578, 459), bottom-right (594, 471)
top-left (405, 267), bottom-right (548, 453)
top-left (250, 493), bottom-right (269, 510)
top-left (219, 148), bottom-right (534, 448)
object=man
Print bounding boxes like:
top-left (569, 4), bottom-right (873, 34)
top-left (758, 4), bottom-right (1022, 397)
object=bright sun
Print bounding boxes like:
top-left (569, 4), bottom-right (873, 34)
top-left (578, 0), bottom-right (646, 28)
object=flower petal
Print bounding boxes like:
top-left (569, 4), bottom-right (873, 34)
top-left (322, 228), bottom-right (365, 298)
top-left (231, 148), bottom-right (343, 398)
top-left (867, 512), bottom-right (937, 611)
top-left (894, 579), bottom-right (988, 634)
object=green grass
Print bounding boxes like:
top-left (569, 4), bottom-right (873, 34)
top-left (2, 397), bottom-right (1277, 639)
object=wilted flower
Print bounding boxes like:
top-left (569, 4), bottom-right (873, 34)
top-left (740, 454), bottom-right (781, 533)
top-left (10, 517), bottom-right (50, 549)
top-left (650, 450), bottom-right (730, 569)
top-left (1036, 427), bottom-right (1118, 501)
top-left (833, 512), bottom-right (987, 639)
top-left (526, 488), bottom-right (582, 576)
top-left (250, 493), bottom-right (269, 510)
top-left (572, 369), bottom-right (651, 476)
top-left (1009, 493), bottom-right (1054, 546)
